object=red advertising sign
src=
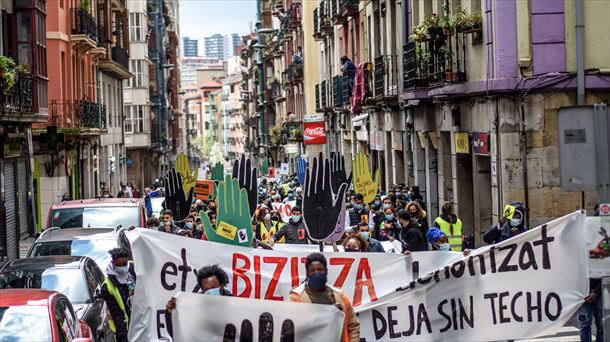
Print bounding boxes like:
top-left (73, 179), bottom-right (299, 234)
top-left (303, 121), bottom-right (326, 145)
top-left (472, 132), bottom-right (490, 155)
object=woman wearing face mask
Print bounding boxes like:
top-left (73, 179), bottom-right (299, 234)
top-left (289, 253), bottom-right (360, 341)
top-left (165, 264), bottom-right (232, 337)
top-left (342, 234), bottom-right (369, 252)
top-left (256, 208), bottom-right (282, 243)
top-left (101, 248), bottom-right (136, 342)
top-left (378, 207), bottom-right (402, 243)
top-left (406, 201), bottom-right (429, 234)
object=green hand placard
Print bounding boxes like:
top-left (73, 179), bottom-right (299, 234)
top-left (211, 162), bottom-right (224, 182)
top-left (200, 174), bottom-right (253, 247)
top-left (261, 159), bottom-right (269, 176)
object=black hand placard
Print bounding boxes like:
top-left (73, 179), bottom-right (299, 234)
top-left (330, 152), bottom-right (352, 196)
top-left (222, 313), bottom-right (294, 342)
top-left (164, 169), bottom-right (193, 221)
top-left (232, 155), bottom-right (258, 218)
top-left (302, 152), bottom-right (348, 241)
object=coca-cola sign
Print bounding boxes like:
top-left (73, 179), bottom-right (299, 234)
top-left (303, 120), bottom-right (326, 145)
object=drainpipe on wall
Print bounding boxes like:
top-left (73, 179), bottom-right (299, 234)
top-left (575, 0), bottom-right (585, 106)
top-left (520, 99), bottom-right (530, 229)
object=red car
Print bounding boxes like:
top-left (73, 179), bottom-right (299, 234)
top-left (46, 198), bottom-right (147, 229)
top-left (0, 289), bottom-right (92, 342)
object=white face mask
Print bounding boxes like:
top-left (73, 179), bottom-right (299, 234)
top-left (439, 243), bottom-right (451, 251)
top-left (360, 232), bottom-right (369, 239)
top-left (264, 213), bottom-right (271, 221)
top-left (115, 265), bottom-right (129, 275)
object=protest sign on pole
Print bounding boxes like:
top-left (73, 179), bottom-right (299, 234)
top-left (126, 230), bottom-right (412, 341)
top-left (193, 180), bottom-right (214, 201)
top-left (355, 211), bottom-right (588, 341)
top-left (172, 293), bottom-right (343, 342)
top-left (586, 216), bottom-right (610, 278)
top-left (280, 162), bottom-right (290, 175)
top-left (272, 201), bottom-right (296, 223)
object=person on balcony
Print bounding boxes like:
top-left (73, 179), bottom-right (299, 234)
top-left (340, 55), bottom-right (357, 93)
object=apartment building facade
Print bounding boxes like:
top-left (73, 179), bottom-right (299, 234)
top-left (1, 0), bottom-right (49, 258)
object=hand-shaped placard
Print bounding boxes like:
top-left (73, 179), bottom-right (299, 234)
top-left (232, 155), bottom-right (257, 218)
top-left (200, 174), bottom-right (253, 247)
top-left (330, 152), bottom-right (352, 195)
top-left (353, 151), bottom-right (380, 203)
top-left (175, 153), bottom-right (197, 196)
top-left (222, 312), bottom-right (294, 342)
top-left (261, 159), bottom-right (269, 177)
top-left (302, 153), bottom-right (348, 242)
top-left (296, 156), bottom-right (307, 186)
top-left (164, 169), bottom-right (193, 221)
top-left (211, 162), bottom-right (225, 182)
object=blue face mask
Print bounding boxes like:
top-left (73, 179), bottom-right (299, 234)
top-left (439, 243), bottom-right (451, 251)
top-left (382, 204), bottom-right (391, 209)
top-left (354, 203), bottom-right (364, 210)
top-left (385, 214), bottom-right (394, 220)
top-left (205, 287), bottom-right (221, 296)
top-left (374, 200), bottom-right (381, 206)
top-left (115, 265), bottom-right (129, 275)
top-left (307, 271), bottom-right (327, 290)
top-left (290, 215), bottom-right (301, 223)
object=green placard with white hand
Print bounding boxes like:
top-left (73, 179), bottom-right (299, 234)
top-left (200, 174), bottom-right (253, 247)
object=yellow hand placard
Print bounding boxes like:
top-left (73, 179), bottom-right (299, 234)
top-left (352, 151), bottom-right (380, 203)
top-left (503, 205), bottom-right (516, 219)
top-left (175, 153), bottom-right (198, 196)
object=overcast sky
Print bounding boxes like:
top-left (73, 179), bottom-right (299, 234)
top-left (179, 0), bottom-right (257, 52)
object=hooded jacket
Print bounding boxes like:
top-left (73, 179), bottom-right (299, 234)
top-left (483, 203), bottom-right (527, 244)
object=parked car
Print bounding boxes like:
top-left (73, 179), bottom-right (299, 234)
top-left (0, 288), bottom-right (92, 341)
top-left (0, 256), bottom-right (111, 342)
top-left (46, 198), bottom-right (147, 229)
top-left (27, 227), bottom-right (130, 271)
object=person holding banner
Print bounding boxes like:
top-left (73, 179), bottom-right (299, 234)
top-left (270, 206), bottom-right (309, 245)
top-left (256, 207), bottom-right (282, 243)
top-left (433, 202), bottom-right (464, 252)
top-left (355, 221), bottom-right (385, 252)
top-left (101, 248), bottom-right (135, 342)
top-left (289, 253), bottom-right (360, 342)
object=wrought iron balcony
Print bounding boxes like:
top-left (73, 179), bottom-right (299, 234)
top-left (373, 55), bottom-right (399, 100)
top-left (402, 31), bottom-right (468, 90)
top-left (332, 75), bottom-right (343, 108)
top-left (313, 8), bottom-right (323, 40)
top-left (341, 74), bottom-right (351, 103)
top-left (340, 0), bottom-right (359, 17)
top-left (1, 73), bottom-right (34, 115)
top-left (111, 46), bottom-right (129, 70)
top-left (49, 99), bottom-right (107, 130)
top-left (321, 80), bottom-right (328, 109)
top-left (71, 8), bottom-right (97, 43)
top-left (315, 83), bottom-right (322, 112)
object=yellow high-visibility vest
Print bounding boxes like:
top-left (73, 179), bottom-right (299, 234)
top-left (434, 216), bottom-right (463, 251)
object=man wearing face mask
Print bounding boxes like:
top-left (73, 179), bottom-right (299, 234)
top-left (270, 206), bottom-right (309, 245)
top-left (101, 248), bottom-right (136, 342)
top-left (345, 193), bottom-right (374, 233)
top-left (289, 253), bottom-right (360, 341)
top-left (356, 221), bottom-right (384, 252)
top-left (165, 264), bottom-right (232, 337)
top-left (483, 202), bottom-right (528, 244)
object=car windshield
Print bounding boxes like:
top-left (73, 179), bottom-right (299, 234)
top-left (0, 305), bottom-right (52, 342)
top-left (0, 268), bottom-right (89, 304)
top-left (29, 239), bottom-right (116, 270)
top-left (50, 207), bottom-right (140, 228)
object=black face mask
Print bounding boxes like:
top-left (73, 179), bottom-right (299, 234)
top-left (344, 247), bottom-right (359, 252)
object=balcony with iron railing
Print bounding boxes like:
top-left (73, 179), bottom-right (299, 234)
top-left (340, 0), bottom-right (359, 17)
top-left (71, 8), bottom-right (98, 48)
top-left (313, 8), bottom-right (322, 40)
top-left (111, 46), bottom-right (129, 70)
top-left (49, 98), bottom-right (107, 131)
top-left (373, 55), bottom-right (399, 101)
top-left (315, 83), bottom-right (322, 112)
top-left (332, 74), bottom-right (343, 108)
top-left (1, 73), bottom-right (34, 117)
top-left (321, 80), bottom-right (329, 110)
top-left (403, 24), bottom-right (472, 91)
top-left (286, 3), bottom-right (301, 29)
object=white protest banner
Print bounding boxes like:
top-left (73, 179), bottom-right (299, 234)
top-left (126, 230), bottom-right (413, 341)
top-left (586, 216), bottom-right (610, 278)
top-left (355, 211), bottom-right (588, 341)
top-left (381, 240), bottom-right (404, 254)
top-left (272, 201), bottom-right (296, 223)
top-left (172, 293), bottom-right (343, 342)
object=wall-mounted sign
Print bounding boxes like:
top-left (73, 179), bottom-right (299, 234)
top-left (303, 114), bottom-right (326, 145)
top-left (428, 131), bottom-right (439, 150)
top-left (370, 130), bottom-right (385, 151)
top-left (472, 132), bottom-right (490, 155)
top-left (454, 132), bottom-right (470, 154)
top-left (285, 143), bottom-right (299, 154)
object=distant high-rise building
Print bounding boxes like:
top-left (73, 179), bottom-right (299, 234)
top-left (204, 33), bottom-right (240, 61)
top-left (183, 37), bottom-right (198, 57)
